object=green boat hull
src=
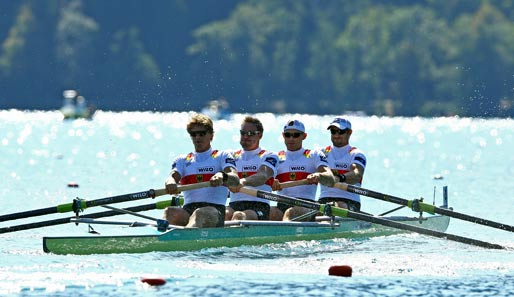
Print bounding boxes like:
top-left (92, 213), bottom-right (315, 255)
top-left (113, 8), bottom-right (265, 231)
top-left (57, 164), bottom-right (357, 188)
top-left (43, 216), bottom-right (450, 255)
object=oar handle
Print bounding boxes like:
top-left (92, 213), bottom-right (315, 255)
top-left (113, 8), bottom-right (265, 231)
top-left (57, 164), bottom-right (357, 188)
top-left (239, 187), bottom-right (258, 197)
top-left (176, 181), bottom-right (211, 192)
top-left (279, 179), bottom-right (309, 189)
top-left (150, 181), bottom-right (210, 196)
top-left (334, 182), bottom-right (348, 191)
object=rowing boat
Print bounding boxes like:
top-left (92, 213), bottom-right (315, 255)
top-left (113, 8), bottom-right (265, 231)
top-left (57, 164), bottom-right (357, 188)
top-left (36, 184), bottom-right (509, 254)
top-left (42, 215), bottom-right (450, 255)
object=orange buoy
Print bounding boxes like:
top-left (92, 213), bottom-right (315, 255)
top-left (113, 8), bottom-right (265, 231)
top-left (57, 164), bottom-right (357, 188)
top-left (67, 182), bottom-right (79, 188)
top-left (141, 277), bottom-right (166, 286)
top-left (328, 265), bottom-right (352, 277)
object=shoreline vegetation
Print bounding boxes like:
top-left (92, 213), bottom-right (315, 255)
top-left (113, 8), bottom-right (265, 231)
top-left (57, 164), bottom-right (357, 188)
top-left (1, 1), bottom-right (514, 118)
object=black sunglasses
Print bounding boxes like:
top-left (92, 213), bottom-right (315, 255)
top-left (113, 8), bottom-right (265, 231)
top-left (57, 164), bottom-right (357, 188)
top-left (330, 129), bottom-right (349, 135)
top-left (240, 130), bottom-right (261, 136)
top-left (189, 130), bottom-right (209, 137)
top-left (283, 132), bottom-right (303, 138)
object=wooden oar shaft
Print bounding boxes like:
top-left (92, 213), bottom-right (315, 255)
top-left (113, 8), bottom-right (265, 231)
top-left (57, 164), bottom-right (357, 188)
top-left (239, 187), bottom-right (505, 250)
top-left (0, 196), bottom-right (184, 234)
top-left (336, 183), bottom-right (514, 233)
top-left (279, 179), bottom-right (309, 189)
top-left (177, 181), bottom-right (211, 192)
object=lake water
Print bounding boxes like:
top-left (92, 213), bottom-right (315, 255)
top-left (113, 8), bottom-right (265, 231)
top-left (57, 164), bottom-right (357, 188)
top-left (0, 110), bottom-right (513, 296)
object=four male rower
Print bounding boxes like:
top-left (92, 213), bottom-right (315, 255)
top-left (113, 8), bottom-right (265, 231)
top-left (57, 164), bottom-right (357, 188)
top-left (318, 117), bottom-right (366, 211)
top-left (163, 114), bottom-right (239, 228)
top-left (269, 119), bottom-right (336, 221)
top-left (225, 116), bottom-right (279, 220)
top-left (163, 114), bottom-right (365, 227)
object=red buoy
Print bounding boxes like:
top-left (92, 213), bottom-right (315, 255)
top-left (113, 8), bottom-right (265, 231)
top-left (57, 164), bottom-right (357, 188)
top-left (141, 277), bottom-right (166, 286)
top-left (67, 182), bottom-right (79, 188)
top-left (328, 265), bottom-right (352, 277)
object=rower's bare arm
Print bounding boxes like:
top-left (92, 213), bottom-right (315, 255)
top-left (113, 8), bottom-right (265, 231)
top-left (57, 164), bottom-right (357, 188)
top-left (223, 167), bottom-right (240, 187)
top-left (317, 165), bottom-right (336, 187)
top-left (344, 163), bottom-right (365, 184)
top-left (243, 165), bottom-right (273, 187)
top-left (165, 171), bottom-right (181, 194)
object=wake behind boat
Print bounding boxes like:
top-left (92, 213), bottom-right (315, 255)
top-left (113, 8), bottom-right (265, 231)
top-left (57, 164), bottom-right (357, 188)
top-left (42, 215), bottom-right (451, 255)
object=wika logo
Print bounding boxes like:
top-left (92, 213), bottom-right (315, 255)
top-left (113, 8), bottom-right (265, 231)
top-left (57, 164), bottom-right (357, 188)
top-left (262, 193), bottom-right (278, 201)
top-left (198, 167), bottom-right (215, 173)
top-left (290, 166), bottom-right (305, 171)
top-left (353, 188), bottom-right (367, 195)
top-left (335, 163), bottom-right (348, 169)
top-left (243, 165), bottom-right (258, 171)
top-left (131, 192), bottom-right (148, 199)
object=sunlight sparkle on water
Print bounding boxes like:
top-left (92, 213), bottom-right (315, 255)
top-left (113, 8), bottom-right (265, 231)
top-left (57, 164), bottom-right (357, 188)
top-left (1, 110), bottom-right (513, 296)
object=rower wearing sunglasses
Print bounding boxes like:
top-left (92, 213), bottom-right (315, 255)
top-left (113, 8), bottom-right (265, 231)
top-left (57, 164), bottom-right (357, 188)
top-left (269, 119), bottom-right (336, 221)
top-left (163, 113), bottom-right (240, 228)
top-left (225, 116), bottom-right (280, 221)
top-left (319, 117), bottom-right (366, 211)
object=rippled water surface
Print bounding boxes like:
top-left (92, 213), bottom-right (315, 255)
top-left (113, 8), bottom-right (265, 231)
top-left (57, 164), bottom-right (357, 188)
top-left (1, 110), bottom-right (513, 296)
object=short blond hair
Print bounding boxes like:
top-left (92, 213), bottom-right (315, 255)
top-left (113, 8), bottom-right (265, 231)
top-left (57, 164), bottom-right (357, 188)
top-left (187, 113), bottom-right (214, 133)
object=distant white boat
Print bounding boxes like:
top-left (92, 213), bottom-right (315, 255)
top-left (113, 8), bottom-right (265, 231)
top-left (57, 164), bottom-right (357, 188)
top-left (60, 90), bottom-right (96, 120)
top-left (200, 98), bottom-right (231, 120)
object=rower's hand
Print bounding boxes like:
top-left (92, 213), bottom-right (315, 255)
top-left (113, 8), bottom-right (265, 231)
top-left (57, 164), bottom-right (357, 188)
top-left (165, 182), bottom-right (179, 194)
top-left (229, 178), bottom-right (246, 193)
top-left (306, 173), bottom-right (320, 184)
top-left (271, 179), bottom-right (281, 191)
top-left (210, 172), bottom-right (225, 187)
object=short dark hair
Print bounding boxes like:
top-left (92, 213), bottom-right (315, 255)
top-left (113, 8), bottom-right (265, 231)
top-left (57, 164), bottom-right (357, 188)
top-left (242, 116), bottom-right (263, 132)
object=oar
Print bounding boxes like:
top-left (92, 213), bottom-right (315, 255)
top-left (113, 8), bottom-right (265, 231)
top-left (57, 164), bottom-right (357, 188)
top-left (0, 196), bottom-right (185, 234)
top-left (69, 218), bottom-right (185, 230)
top-left (334, 183), bottom-right (514, 233)
top-left (101, 204), bottom-right (170, 231)
top-left (279, 179), bottom-right (309, 189)
top-left (238, 187), bottom-right (506, 250)
top-left (0, 182), bottom-right (208, 223)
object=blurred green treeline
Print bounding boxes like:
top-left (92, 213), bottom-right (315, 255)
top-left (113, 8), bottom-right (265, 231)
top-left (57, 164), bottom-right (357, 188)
top-left (1, 0), bottom-right (514, 117)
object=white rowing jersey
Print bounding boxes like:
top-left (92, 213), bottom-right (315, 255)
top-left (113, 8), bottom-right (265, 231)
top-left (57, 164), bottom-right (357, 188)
top-left (172, 148), bottom-right (236, 206)
top-left (319, 144), bottom-right (366, 203)
top-left (275, 148), bottom-right (329, 201)
top-left (229, 148), bottom-right (279, 204)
